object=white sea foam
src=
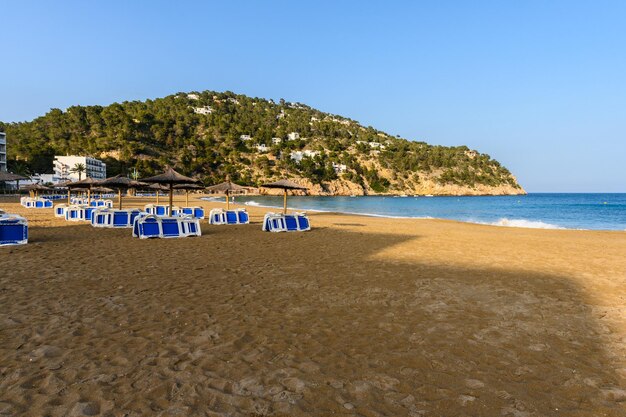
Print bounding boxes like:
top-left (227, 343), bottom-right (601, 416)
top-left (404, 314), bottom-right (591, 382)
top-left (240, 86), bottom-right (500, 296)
top-left (243, 201), bottom-right (261, 207)
top-left (483, 218), bottom-right (565, 229)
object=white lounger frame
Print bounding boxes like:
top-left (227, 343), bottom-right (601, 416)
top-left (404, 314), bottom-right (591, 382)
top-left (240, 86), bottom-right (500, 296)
top-left (208, 208), bottom-right (249, 225)
top-left (132, 214), bottom-right (201, 239)
top-left (262, 212), bottom-right (311, 232)
top-left (0, 213), bottom-right (28, 246)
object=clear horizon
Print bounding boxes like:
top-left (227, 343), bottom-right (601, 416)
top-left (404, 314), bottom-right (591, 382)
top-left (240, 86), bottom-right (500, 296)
top-left (2, 1), bottom-right (625, 193)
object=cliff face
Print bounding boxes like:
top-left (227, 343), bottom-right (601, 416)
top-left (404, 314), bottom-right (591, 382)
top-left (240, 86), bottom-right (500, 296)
top-left (260, 177), bottom-right (526, 196)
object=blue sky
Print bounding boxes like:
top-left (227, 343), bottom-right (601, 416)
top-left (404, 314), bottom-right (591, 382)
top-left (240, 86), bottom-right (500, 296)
top-left (2, 1), bottom-right (625, 192)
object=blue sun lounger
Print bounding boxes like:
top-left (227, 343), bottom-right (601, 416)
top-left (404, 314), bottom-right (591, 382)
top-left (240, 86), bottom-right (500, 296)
top-left (54, 204), bottom-right (68, 218)
top-left (181, 206), bottom-right (205, 219)
top-left (208, 208), bottom-right (249, 225)
top-left (144, 204), bottom-right (176, 216)
top-left (262, 212), bottom-right (310, 232)
top-left (65, 205), bottom-right (86, 221)
top-left (21, 198), bottom-right (53, 208)
top-left (0, 213), bottom-right (28, 246)
top-left (92, 208), bottom-right (143, 228)
top-left (133, 215), bottom-right (201, 239)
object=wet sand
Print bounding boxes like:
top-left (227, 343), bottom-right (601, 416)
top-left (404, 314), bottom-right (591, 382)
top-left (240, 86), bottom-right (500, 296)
top-left (1, 196), bottom-right (625, 416)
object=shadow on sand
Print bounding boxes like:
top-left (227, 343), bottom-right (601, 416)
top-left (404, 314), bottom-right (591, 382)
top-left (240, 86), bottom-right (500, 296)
top-left (0, 219), bottom-right (624, 416)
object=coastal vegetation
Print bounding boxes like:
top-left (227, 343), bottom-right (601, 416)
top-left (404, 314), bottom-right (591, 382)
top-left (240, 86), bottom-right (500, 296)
top-left (0, 91), bottom-right (523, 195)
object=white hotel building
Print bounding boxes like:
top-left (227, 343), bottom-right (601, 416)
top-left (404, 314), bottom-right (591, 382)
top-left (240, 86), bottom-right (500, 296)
top-left (53, 156), bottom-right (106, 181)
top-left (0, 132), bottom-right (7, 172)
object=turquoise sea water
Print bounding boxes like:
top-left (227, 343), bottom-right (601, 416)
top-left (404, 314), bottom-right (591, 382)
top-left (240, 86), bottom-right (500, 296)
top-left (204, 193), bottom-right (626, 231)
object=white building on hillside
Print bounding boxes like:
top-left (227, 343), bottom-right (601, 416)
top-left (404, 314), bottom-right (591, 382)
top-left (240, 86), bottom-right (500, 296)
top-left (332, 162), bottom-right (347, 173)
top-left (290, 150), bottom-right (320, 164)
top-left (255, 144), bottom-right (269, 153)
top-left (193, 106), bottom-right (213, 115)
top-left (272, 137), bottom-right (282, 145)
top-left (287, 132), bottom-right (300, 141)
top-left (53, 156), bottom-right (107, 181)
top-left (0, 132), bottom-right (6, 172)
top-left (240, 134), bottom-right (253, 141)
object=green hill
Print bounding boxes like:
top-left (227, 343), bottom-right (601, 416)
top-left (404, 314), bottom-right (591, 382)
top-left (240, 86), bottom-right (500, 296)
top-left (0, 91), bottom-right (524, 195)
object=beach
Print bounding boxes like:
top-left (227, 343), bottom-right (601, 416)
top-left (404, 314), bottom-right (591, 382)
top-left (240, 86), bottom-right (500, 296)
top-left (1, 196), bottom-right (625, 416)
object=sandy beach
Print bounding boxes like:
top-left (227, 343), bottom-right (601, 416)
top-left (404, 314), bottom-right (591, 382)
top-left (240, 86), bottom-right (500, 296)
top-left (1, 195), bottom-right (625, 417)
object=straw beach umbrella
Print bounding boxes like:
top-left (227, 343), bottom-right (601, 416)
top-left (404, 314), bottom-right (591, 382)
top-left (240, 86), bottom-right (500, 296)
top-left (23, 183), bottom-right (52, 198)
top-left (67, 177), bottom-right (100, 205)
top-left (174, 183), bottom-right (205, 206)
top-left (147, 183), bottom-right (169, 204)
top-left (98, 175), bottom-right (146, 209)
top-left (0, 172), bottom-right (29, 194)
top-left (141, 168), bottom-right (200, 215)
top-left (53, 181), bottom-right (73, 204)
top-left (205, 180), bottom-right (247, 210)
top-left (261, 179), bottom-right (308, 214)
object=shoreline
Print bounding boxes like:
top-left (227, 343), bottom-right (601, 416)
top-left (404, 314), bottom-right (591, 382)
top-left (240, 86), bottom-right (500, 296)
top-left (201, 196), bottom-right (626, 232)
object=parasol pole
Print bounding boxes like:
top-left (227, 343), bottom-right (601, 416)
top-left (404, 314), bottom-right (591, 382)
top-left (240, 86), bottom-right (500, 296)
top-left (186, 189), bottom-right (189, 206)
top-left (283, 189), bottom-right (287, 214)
top-left (87, 188), bottom-right (91, 206)
top-left (226, 190), bottom-right (230, 210)
top-left (169, 183), bottom-right (174, 216)
top-left (67, 189), bottom-right (71, 204)
top-left (156, 190), bottom-right (160, 204)
top-left (118, 188), bottom-right (123, 210)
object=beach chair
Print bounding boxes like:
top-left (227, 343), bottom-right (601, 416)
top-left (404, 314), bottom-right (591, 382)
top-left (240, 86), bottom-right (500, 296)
top-left (112, 209), bottom-right (142, 228)
top-left (0, 213), bottom-right (28, 246)
top-left (181, 206), bottom-right (205, 219)
top-left (160, 217), bottom-right (182, 238)
top-left (54, 204), bottom-right (68, 218)
top-left (132, 215), bottom-right (200, 239)
top-left (91, 208), bottom-right (110, 227)
top-left (296, 213), bottom-right (311, 231)
top-left (133, 215), bottom-right (162, 238)
top-left (262, 212), bottom-right (310, 232)
top-left (65, 205), bottom-right (86, 221)
top-left (262, 212), bottom-right (286, 232)
top-left (237, 209), bottom-right (249, 224)
top-left (209, 208), bottom-right (249, 225)
top-left (209, 208), bottom-right (225, 224)
top-left (180, 216), bottom-right (201, 237)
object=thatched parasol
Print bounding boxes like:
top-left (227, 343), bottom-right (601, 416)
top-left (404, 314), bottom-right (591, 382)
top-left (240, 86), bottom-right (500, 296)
top-left (22, 183), bottom-right (52, 198)
top-left (53, 181), bottom-right (74, 203)
top-left (173, 183), bottom-right (205, 206)
top-left (0, 172), bottom-right (29, 195)
top-left (98, 175), bottom-right (147, 209)
top-left (205, 181), bottom-right (247, 210)
top-left (261, 179), bottom-right (308, 214)
top-left (145, 183), bottom-right (169, 204)
top-left (141, 168), bottom-right (200, 215)
top-left (67, 177), bottom-right (100, 206)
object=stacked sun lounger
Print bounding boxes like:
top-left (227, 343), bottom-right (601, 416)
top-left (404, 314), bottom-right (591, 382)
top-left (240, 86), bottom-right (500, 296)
top-left (180, 206), bottom-right (205, 219)
top-left (0, 212), bottom-right (28, 246)
top-left (132, 214), bottom-right (201, 239)
top-left (144, 204), bottom-right (177, 216)
top-left (20, 197), bottom-right (53, 208)
top-left (262, 212), bottom-right (311, 232)
top-left (208, 208), bottom-right (249, 225)
top-left (91, 208), bottom-right (143, 228)
top-left (54, 204), bottom-right (68, 217)
top-left (88, 199), bottom-right (114, 208)
top-left (63, 205), bottom-right (96, 221)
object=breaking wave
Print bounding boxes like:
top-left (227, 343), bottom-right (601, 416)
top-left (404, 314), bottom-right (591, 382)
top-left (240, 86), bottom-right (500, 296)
top-left (483, 218), bottom-right (565, 229)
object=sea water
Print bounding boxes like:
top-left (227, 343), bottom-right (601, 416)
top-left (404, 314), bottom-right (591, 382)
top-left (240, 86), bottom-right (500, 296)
top-left (203, 193), bottom-right (626, 231)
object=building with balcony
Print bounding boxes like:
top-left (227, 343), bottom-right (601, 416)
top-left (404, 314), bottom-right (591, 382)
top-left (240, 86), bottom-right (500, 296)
top-left (0, 132), bottom-right (6, 172)
top-left (53, 156), bottom-right (107, 181)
